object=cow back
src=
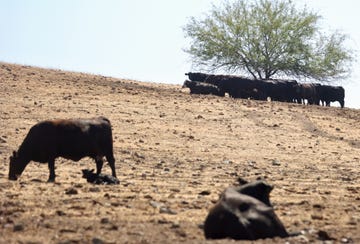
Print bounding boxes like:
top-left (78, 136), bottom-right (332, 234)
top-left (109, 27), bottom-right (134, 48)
top-left (204, 187), bottom-right (288, 240)
top-left (17, 117), bottom-right (113, 163)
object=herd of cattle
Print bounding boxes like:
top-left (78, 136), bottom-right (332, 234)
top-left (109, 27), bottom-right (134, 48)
top-left (183, 72), bottom-right (345, 108)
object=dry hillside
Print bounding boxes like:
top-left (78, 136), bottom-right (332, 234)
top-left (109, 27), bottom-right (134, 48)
top-left (0, 62), bottom-right (359, 243)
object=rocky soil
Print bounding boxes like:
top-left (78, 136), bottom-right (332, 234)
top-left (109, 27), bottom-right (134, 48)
top-left (0, 63), bottom-right (359, 243)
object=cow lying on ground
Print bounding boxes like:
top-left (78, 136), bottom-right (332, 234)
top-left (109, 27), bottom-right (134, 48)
top-left (182, 80), bottom-right (225, 97)
top-left (204, 179), bottom-right (289, 240)
top-left (9, 117), bottom-right (117, 182)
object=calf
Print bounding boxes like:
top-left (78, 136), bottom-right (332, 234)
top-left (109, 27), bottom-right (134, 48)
top-left (204, 180), bottom-right (288, 240)
top-left (9, 117), bottom-right (116, 182)
top-left (82, 169), bottom-right (119, 185)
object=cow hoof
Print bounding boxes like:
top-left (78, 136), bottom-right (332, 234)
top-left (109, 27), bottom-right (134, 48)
top-left (47, 178), bottom-right (55, 183)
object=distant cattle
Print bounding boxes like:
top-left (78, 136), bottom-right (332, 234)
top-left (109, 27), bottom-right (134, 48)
top-left (220, 77), bottom-right (268, 100)
top-left (9, 117), bottom-right (116, 182)
top-left (182, 80), bottom-right (225, 97)
top-left (185, 72), bottom-right (345, 108)
top-left (316, 85), bottom-right (345, 108)
top-left (264, 79), bottom-right (299, 103)
top-left (296, 83), bottom-right (319, 105)
top-left (185, 72), bottom-right (268, 100)
top-left (204, 179), bottom-right (289, 240)
top-left (185, 72), bottom-right (297, 101)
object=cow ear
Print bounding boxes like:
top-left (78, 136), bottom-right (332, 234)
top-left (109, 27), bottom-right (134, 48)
top-left (237, 177), bottom-right (248, 185)
top-left (267, 184), bottom-right (274, 193)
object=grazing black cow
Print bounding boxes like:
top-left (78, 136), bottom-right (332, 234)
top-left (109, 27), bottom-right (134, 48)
top-left (182, 80), bottom-right (225, 97)
top-left (317, 85), bottom-right (345, 108)
top-left (9, 117), bottom-right (116, 182)
top-left (204, 180), bottom-right (289, 240)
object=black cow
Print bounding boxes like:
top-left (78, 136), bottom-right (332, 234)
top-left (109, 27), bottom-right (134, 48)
top-left (185, 72), bottom-right (210, 82)
top-left (204, 180), bottom-right (289, 240)
top-left (264, 79), bottom-right (299, 103)
top-left (9, 117), bottom-right (116, 182)
top-left (182, 80), bottom-right (225, 97)
top-left (296, 83), bottom-right (319, 105)
top-left (317, 85), bottom-right (345, 108)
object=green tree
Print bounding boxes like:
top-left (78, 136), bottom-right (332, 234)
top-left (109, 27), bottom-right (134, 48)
top-left (184, 0), bottom-right (355, 81)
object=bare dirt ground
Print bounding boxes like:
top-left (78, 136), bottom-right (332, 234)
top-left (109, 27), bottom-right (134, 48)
top-left (0, 62), bottom-right (359, 243)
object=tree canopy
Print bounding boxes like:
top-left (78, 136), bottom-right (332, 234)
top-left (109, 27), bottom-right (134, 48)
top-left (183, 0), bottom-right (355, 82)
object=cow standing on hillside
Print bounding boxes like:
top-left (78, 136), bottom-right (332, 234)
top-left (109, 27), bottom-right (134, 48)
top-left (317, 85), bottom-right (345, 108)
top-left (264, 79), bottom-right (299, 103)
top-left (9, 117), bottom-right (117, 182)
top-left (296, 83), bottom-right (319, 105)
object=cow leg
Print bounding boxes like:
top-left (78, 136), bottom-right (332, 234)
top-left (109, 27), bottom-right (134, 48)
top-left (48, 159), bottom-right (56, 182)
top-left (106, 154), bottom-right (116, 178)
top-left (95, 157), bottom-right (103, 175)
top-left (340, 100), bottom-right (344, 108)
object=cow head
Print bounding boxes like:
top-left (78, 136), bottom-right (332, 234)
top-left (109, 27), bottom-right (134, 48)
top-left (236, 180), bottom-right (274, 206)
top-left (9, 151), bottom-right (27, 181)
top-left (185, 72), bottom-right (209, 82)
top-left (204, 180), bottom-right (289, 240)
top-left (182, 80), bottom-right (189, 88)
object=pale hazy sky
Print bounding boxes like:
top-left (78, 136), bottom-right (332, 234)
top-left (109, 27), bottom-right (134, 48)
top-left (1, 0), bottom-right (359, 108)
